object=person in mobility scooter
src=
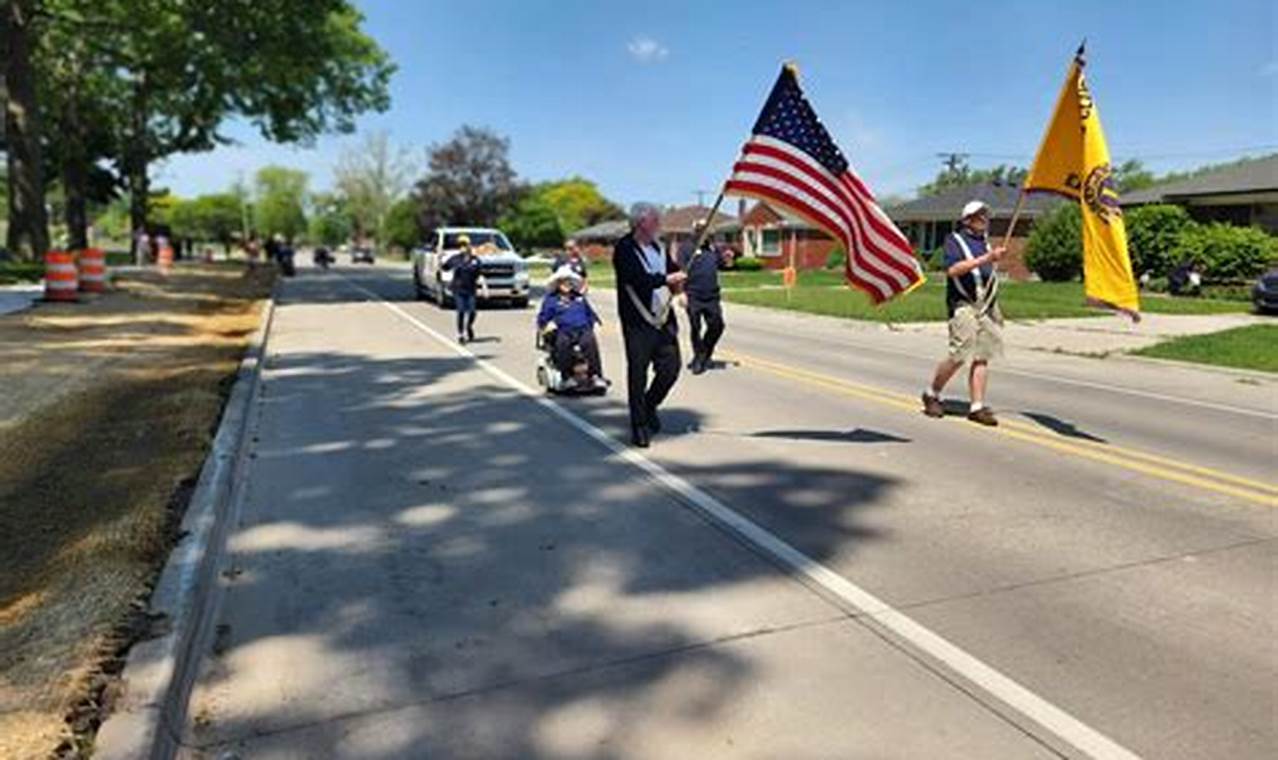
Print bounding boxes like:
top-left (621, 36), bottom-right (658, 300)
top-left (536, 266), bottom-right (609, 395)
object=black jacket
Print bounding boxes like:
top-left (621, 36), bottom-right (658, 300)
top-left (613, 233), bottom-right (680, 333)
top-left (444, 252), bottom-right (483, 295)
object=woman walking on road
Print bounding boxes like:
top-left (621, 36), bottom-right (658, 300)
top-left (443, 235), bottom-right (486, 344)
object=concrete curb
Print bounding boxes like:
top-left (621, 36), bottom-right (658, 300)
top-left (94, 289), bottom-right (277, 760)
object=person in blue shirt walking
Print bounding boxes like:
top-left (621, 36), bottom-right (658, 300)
top-left (921, 200), bottom-right (1005, 426)
top-left (537, 265), bottom-right (603, 379)
top-left (443, 235), bottom-right (485, 344)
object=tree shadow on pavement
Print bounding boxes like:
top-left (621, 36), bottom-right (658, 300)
top-left (751, 428), bottom-right (911, 444)
top-left (177, 340), bottom-right (899, 759)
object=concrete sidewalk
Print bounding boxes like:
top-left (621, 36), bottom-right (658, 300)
top-left (895, 312), bottom-right (1270, 355)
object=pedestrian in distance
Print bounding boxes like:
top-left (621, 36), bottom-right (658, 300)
top-left (679, 219), bottom-right (734, 375)
top-left (921, 200), bottom-right (1005, 426)
top-left (443, 234), bottom-right (486, 344)
top-left (551, 238), bottom-right (590, 292)
top-left (613, 202), bottom-right (687, 448)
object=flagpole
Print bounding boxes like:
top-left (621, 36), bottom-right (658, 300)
top-left (1000, 188), bottom-right (1028, 251)
top-left (693, 190), bottom-right (727, 249)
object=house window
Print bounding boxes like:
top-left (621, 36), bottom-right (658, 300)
top-left (761, 229), bottom-right (781, 256)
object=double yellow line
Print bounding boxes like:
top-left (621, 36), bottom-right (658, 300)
top-left (719, 348), bottom-right (1278, 508)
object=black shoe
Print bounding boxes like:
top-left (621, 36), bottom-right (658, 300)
top-left (646, 409), bottom-right (662, 434)
top-left (467, 328), bottom-right (476, 342)
top-left (630, 426), bottom-right (650, 448)
top-left (458, 334), bottom-right (467, 345)
top-left (691, 357), bottom-right (707, 375)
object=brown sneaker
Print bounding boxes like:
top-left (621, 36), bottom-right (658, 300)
top-left (967, 407), bottom-right (998, 426)
top-left (921, 392), bottom-right (944, 418)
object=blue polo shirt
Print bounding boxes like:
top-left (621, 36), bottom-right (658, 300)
top-left (943, 230), bottom-right (997, 318)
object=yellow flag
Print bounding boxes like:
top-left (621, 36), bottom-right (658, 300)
top-left (1024, 45), bottom-right (1139, 316)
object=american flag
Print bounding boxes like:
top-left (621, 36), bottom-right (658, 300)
top-left (725, 65), bottom-right (924, 303)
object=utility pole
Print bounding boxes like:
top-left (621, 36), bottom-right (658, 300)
top-left (936, 152), bottom-right (970, 175)
top-left (693, 189), bottom-right (711, 207)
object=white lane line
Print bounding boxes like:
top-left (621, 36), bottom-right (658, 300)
top-left (590, 289), bottom-right (1275, 420)
top-left (348, 280), bottom-right (1142, 760)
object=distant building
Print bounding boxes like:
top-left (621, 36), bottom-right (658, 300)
top-left (885, 184), bottom-right (1066, 280)
top-left (566, 219), bottom-right (629, 261)
top-left (1120, 155), bottom-right (1278, 233)
top-left (566, 204), bottom-right (740, 262)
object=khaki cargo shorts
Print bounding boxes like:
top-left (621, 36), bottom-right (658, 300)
top-left (948, 303), bottom-right (1004, 362)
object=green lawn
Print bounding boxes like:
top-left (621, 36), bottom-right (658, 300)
top-left (1131, 324), bottom-right (1278, 373)
top-left (535, 260), bottom-right (1249, 323)
top-left (722, 275), bottom-right (1248, 323)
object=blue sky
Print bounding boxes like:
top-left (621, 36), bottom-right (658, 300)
top-left (161, 0), bottom-right (1278, 207)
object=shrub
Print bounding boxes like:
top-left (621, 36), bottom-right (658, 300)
top-left (1025, 203), bottom-right (1082, 281)
top-left (733, 256), bottom-right (765, 271)
top-left (825, 247), bottom-right (847, 270)
top-left (1125, 204), bottom-right (1192, 277)
top-left (1172, 223), bottom-right (1278, 282)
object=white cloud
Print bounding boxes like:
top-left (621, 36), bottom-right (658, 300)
top-left (627, 35), bottom-right (669, 63)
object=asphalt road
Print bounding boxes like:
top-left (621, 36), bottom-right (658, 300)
top-left (179, 262), bottom-right (1276, 760)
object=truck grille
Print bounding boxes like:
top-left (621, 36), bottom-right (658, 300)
top-left (481, 263), bottom-right (516, 278)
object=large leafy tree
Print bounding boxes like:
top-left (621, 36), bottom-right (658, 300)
top-left (254, 166), bottom-right (308, 243)
top-left (412, 126), bottom-right (523, 232)
top-left (534, 177), bottom-right (624, 234)
top-left (308, 192), bottom-right (352, 247)
top-left (499, 194), bottom-right (563, 251)
top-left (917, 162), bottom-right (1027, 197)
top-left (3, 0), bottom-right (393, 260)
top-left (333, 130), bottom-right (415, 245)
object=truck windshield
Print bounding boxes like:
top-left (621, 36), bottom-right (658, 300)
top-left (443, 232), bottom-right (513, 252)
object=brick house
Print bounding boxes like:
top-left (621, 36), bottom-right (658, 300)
top-left (885, 183), bottom-right (1066, 281)
top-left (738, 201), bottom-right (840, 270)
top-left (567, 204), bottom-right (740, 262)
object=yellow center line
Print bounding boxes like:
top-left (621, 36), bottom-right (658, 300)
top-left (719, 348), bottom-right (1278, 508)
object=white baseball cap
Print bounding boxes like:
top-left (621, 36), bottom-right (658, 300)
top-left (547, 265), bottom-right (583, 289)
top-left (961, 200), bottom-right (991, 219)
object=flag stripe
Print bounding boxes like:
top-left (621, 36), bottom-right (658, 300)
top-left (748, 136), bottom-right (921, 282)
top-left (738, 144), bottom-right (914, 286)
top-left (725, 178), bottom-right (894, 301)
top-left (732, 156), bottom-right (910, 291)
top-left (726, 168), bottom-right (898, 296)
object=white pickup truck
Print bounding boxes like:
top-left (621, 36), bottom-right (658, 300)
top-left (412, 227), bottom-right (531, 308)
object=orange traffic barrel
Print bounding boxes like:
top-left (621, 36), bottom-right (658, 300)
top-left (78, 248), bottom-right (107, 293)
top-left (157, 245), bottom-right (174, 272)
top-left (44, 251), bottom-right (80, 302)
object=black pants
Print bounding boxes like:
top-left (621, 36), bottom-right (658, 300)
top-left (454, 291), bottom-right (477, 335)
top-left (554, 329), bottom-right (602, 376)
top-left (688, 300), bottom-right (725, 363)
top-left (622, 324), bottom-right (681, 431)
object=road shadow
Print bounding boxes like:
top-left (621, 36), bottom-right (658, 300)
top-left (752, 428), bottom-right (911, 444)
top-left (1021, 412), bottom-right (1108, 443)
top-left (179, 336), bottom-right (898, 758)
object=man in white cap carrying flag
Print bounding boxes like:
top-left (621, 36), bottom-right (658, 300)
top-left (921, 200), bottom-right (1005, 426)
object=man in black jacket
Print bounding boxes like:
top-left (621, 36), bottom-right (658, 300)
top-left (613, 203), bottom-right (686, 448)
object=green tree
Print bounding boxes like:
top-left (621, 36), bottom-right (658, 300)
top-left (383, 197), bottom-right (421, 251)
top-left (412, 125), bottom-right (523, 231)
top-left (255, 166), bottom-right (308, 243)
top-left (1024, 203), bottom-right (1083, 281)
top-left (1112, 159), bottom-right (1156, 193)
top-left (499, 195), bottom-right (563, 251)
top-left (533, 178), bottom-right (624, 234)
top-left (3, 0), bottom-right (50, 258)
top-left (333, 130), bottom-right (415, 244)
top-left (308, 192), bottom-right (352, 247)
top-left (918, 163), bottom-right (1027, 197)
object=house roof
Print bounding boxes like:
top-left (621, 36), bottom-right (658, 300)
top-left (568, 219), bottom-right (629, 242)
top-left (885, 183), bottom-right (1065, 223)
top-left (1120, 154), bottom-right (1278, 205)
top-left (660, 205), bottom-right (738, 234)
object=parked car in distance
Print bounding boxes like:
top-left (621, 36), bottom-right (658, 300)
top-left (1252, 267), bottom-right (1278, 314)
top-left (352, 245), bottom-right (376, 265)
top-left (413, 227), bottom-right (531, 308)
